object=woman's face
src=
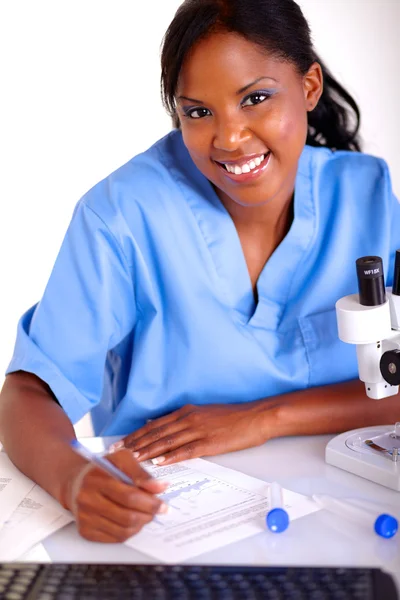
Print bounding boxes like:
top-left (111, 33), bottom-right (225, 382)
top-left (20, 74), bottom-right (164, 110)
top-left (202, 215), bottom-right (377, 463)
top-left (176, 32), bottom-right (322, 209)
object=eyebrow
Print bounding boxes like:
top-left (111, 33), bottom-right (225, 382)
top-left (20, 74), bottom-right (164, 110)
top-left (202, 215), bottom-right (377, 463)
top-left (177, 76), bottom-right (278, 104)
top-left (236, 76), bottom-right (278, 95)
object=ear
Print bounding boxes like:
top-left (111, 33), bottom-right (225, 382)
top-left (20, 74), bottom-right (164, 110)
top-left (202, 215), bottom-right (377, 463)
top-left (303, 62), bottom-right (323, 112)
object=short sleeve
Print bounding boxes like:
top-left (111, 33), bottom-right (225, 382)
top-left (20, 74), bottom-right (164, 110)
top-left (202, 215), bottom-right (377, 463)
top-left (6, 201), bottom-right (137, 424)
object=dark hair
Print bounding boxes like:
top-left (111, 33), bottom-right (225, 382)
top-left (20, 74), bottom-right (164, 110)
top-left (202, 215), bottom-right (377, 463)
top-left (160, 0), bottom-right (361, 152)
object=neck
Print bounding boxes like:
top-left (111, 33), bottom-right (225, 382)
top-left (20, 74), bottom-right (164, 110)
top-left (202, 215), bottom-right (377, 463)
top-left (215, 180), bottom-right (296, 248)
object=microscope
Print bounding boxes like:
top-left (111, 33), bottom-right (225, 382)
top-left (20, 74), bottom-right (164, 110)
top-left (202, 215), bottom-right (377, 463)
top-left (326, 251), bottom-right (400, 491)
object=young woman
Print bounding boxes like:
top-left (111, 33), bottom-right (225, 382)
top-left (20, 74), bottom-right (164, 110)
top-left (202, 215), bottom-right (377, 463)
top-left (1, 0), bottom-right (399, 543)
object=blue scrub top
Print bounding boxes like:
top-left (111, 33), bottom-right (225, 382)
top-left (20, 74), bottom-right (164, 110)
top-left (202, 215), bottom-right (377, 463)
top-left (7, 131), bottom-right (400, 435)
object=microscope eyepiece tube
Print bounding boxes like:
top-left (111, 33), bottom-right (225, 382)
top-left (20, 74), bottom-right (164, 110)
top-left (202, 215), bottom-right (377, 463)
top-left (356, 256), bottom-right (386, 306)
top-left (392, 250), bottom-right (400, 296)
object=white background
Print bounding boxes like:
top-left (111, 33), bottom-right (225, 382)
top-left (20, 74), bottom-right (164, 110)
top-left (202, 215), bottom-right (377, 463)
top-left (1, 1), bottom-right (399, 425)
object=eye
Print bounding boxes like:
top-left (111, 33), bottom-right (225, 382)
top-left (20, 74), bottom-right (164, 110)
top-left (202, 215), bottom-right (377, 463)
top-left (184, 107), bottom-right (211, 119)
top-left (242, 92), bottom-right (272, 107)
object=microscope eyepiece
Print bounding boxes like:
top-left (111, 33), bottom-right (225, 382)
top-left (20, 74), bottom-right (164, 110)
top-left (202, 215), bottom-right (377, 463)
top-left (392, 249), bottom-right (400, 297)
top-left (356, 256), bottom-right (386, 306)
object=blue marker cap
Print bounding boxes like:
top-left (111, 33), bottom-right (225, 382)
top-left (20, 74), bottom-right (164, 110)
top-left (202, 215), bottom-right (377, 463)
top-left (266, 508), bottom-right (289, 533)
top-left (374, 514), bottom-right (398, 539)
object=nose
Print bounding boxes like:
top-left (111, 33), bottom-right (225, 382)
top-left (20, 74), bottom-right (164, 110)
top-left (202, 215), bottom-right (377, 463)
top-left (212, 115), bottom-right (251, 152)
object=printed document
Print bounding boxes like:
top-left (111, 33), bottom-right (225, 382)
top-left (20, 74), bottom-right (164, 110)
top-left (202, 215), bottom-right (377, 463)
top-left (0, 454), bottom-right (35, 526)
top-left (125, 458), bottom-right (319, 562)
top-left (0, 454), bottom-right (73, 561)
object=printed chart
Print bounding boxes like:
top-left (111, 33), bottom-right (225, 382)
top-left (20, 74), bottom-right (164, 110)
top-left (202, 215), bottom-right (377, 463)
top-left (126, 458), bottom-right (318, 562)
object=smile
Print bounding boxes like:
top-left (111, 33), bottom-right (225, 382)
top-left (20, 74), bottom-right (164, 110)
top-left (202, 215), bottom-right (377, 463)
top-left (214, 152), bottom-right (271, 182)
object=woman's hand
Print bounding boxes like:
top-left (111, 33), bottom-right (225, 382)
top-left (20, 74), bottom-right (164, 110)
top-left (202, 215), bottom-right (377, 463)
top-left (63, 449), bottom-right (169, 543)
top-left (110, 402), bottom-right (274, 465)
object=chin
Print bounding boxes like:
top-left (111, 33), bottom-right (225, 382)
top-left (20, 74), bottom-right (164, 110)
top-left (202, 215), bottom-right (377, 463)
top-left (221, 183), bottom-right (279, 208)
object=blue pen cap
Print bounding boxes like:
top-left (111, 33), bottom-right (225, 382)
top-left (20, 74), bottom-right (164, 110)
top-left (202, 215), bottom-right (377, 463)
top-left (266, 508), bottom-right (289, 533)
top-left (374, 514), bottom-right (398, 539)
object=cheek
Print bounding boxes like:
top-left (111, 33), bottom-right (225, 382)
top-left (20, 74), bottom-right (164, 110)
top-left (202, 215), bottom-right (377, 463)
top-left (268, 109), bottom-right (308, 152)
top-left (181, 126), bottom-right (210, 162)
top-left (279, 116), bottom-right (303, 141)
top-left (262, 95), bottom-right (308, 143)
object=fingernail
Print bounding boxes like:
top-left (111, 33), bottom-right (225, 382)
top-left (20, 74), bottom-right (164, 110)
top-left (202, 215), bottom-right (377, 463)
top-left (151, 456), bottom-right (165, 465)
top-left (109, 441), bottom-right (124, 452)
top-left (132, 451), bottom-right (140, 459)
top-left (157, 502), bottom-right (169, 514)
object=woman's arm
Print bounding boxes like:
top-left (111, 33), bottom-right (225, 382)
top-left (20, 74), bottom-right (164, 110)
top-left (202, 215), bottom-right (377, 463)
top-left (0, 371), bottom-right (85, 506)
top-left (116, 379), bottom-right (400, 464)
top-left (271, 378), bottom-right (400, 437)
top-left (0, 372), bottom-right (168, 542)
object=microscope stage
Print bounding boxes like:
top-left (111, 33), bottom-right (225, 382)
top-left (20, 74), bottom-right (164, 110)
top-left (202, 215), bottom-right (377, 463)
top-left (326, 426), bottom-right (400, 491)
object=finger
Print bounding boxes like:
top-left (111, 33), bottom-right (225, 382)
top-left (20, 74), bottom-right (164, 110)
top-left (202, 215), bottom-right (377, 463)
top-left (111, 405), bottom-right (194, 450)
top-left (77, 484), bottom-right (167, 522)
top-left (110, 414), bottom-right (181, 451)
top-left (77, 510), bottom-right (153, 543)
top-left (128, 420), bottom-right (189, 454)
top-left (78, 528), bottom-right (121, 543)
top-left (133, 429), bottom-right (199, 463)
top-left (104, 449), bottom-right (169, 493)
top-left (150, 441), bottom-right (206, 466)
top-left (100, 481), bottom-right (168, 515)
top-left (73, 451), bottom-right (169, 510)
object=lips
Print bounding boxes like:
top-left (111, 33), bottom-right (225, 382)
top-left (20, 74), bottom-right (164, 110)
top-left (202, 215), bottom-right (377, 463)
top-left (214, 151), bottom-right (271, 183)
top-left (214, 152), bottom-right (268, 169)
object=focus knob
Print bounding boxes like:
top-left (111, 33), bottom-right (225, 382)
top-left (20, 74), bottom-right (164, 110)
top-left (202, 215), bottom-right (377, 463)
top-left (380, 350), bottom-right (400, 386)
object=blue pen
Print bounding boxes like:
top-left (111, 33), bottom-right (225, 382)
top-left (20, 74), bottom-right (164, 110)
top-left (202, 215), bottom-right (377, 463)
top-left (313, 494), bottom-right (398, 539)
top-left (70, 440), bottom-right (134, 485)
top-left (266, 482), bottom-right (290, 533)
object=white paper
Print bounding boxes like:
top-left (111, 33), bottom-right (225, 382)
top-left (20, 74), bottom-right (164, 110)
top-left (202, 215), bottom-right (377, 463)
top-left (0, 479), bottom-right (73, 561)
top-left (19, 543), bottom-right (52, 563)
top-left (125, 458), bottom-right (319, 563)
top-left (0, 454), bottom-right (35, 526)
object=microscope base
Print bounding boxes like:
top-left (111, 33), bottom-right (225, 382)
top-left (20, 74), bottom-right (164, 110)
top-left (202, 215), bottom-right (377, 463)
top-left (325, 426), bottom-right (400, 491)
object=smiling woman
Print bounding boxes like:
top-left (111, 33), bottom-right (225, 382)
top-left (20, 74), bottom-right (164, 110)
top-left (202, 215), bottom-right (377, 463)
top-left (176, 33), bottom-right (320, 212)
top-left (1, 0), bottom-right (400, 545)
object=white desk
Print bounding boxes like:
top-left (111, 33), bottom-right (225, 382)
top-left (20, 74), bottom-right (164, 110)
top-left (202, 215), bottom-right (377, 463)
top-left (39, 434), bottom-right (400, 592)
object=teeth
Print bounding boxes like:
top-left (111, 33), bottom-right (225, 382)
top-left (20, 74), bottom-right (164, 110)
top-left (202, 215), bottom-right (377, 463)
top-left (224, 154), bottom-right (265, 175)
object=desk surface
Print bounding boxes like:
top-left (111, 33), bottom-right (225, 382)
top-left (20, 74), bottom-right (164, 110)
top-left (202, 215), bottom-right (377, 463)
top-left (40, 434), bottom-right (400, 590)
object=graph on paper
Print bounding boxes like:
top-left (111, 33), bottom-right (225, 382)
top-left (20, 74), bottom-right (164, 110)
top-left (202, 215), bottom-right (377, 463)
top-left (141, 461), bottom-right (267, 533)
top-left (126, 457), bottom-right (320, 562)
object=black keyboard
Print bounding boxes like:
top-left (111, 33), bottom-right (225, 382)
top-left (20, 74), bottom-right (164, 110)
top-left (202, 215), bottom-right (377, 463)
top-left (0, 563), bottom-right (397, 599)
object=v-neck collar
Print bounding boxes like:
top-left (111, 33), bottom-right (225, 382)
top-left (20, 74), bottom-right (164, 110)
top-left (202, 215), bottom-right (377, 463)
top-left (171, 134), bottom-right (316, 331)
